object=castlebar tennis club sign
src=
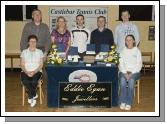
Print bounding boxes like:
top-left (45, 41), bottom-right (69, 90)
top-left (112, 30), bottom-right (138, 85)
top-left (49, 7), bottom-right (108, 32)
top-left (59, 82), bottom-right (112, 108)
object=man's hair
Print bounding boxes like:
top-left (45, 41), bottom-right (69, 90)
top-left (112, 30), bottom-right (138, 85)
top-left (125, 34), bottom-right (136, 47)
top-left (28, 35), bottom-right (38, 42)
top-left (76, 14), bottom-right (85, 20)
top-left (97, 16), bottom-right (106, 22)
top-left (32, 9), bottom-right (41, 14)
top-left (121, 10), bottom-right (130, 15)
top-left (32, 9), bottom-right (42, 21)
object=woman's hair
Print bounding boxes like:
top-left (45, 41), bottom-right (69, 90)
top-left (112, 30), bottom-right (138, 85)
top-left (56, 16), bottom-right (67, 30)
top-left (125, 34), bottom-right (136, 47)
top-left (28, 34), bottom-right (38, 42)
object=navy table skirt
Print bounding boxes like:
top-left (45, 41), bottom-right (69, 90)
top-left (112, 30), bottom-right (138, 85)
top-left (46, 64), bottom-right (118, 107)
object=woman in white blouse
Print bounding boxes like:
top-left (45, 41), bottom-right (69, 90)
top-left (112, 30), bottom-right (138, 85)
top-left (119, 34), bottom-right (142, 110)
top-left (20, 35), bottom-right (43, 107)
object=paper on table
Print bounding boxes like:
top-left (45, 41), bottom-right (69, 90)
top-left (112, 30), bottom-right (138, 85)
top-left (86, 64), bottom-right (91, 66)
top-left (106, 63), bottom-right (111, 67)
top-left (68, 55), bottom-right (72, 61)
top-left (73, 57), bottom-right (78, 62)
top-left (86, 51), bottom-right (96, 55)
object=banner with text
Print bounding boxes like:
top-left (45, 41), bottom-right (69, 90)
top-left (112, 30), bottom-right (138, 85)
top-left (49, 7), bottom-right (108, 32)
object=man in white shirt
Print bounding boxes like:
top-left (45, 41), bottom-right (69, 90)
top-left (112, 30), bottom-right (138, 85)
top-left (71, 14), bottom-right (91, 60)
top-left (114, 10), bottom-right (140, 53)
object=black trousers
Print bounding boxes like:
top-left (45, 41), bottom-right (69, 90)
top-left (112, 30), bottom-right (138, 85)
top-left (21, 72), bottom-right (42, 99)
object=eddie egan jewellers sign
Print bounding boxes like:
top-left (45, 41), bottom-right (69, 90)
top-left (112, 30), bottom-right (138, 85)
top-left (59, 82), bottom-right (112, 108)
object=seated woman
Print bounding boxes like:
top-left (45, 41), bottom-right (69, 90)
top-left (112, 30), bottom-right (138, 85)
top-left (20, 35), bottom-right (43, 107)
top-left (119, 34), bottom-right (142, 110)
top-left (51, 16), bottom-right (71, 55)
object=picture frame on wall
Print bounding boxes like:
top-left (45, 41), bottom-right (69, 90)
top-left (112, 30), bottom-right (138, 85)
top-left (148, 26), bottom-right (155, 40)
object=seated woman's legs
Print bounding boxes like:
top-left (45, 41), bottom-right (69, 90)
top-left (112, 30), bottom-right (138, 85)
top-left (21, 72), bottom-right (34, 99)
top-left (119, 72), bottom-right (127, 104)
top-left (126, 73), bottom-right (140, 106)
top-left (31, 72), bottom-right (42, 97)
top-left (21, 72), bottom-right (42, 99)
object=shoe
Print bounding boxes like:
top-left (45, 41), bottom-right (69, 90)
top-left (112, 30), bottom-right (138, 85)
top-left (120, 103), bottom-right (126, 110)
top-left (125, 105), bottom-right (131, 110)
top-left (30, 99), bottom-right (36, 107)
top-left (28, 98), bottom-right (32, 104)
top-left (33, 94), bottom-right (38, 99)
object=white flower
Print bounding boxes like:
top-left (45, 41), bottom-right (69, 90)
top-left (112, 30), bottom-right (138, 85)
top-left (51, 61), bottom-right (54, 64)
top-left (51, 56), bottom-right (55, 60)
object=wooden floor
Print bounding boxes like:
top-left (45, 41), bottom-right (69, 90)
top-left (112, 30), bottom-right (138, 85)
top-left (5, 71), bottom-right (155, 112)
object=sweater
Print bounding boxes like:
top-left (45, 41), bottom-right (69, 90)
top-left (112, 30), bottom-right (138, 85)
top-left (20, 22), bottom-right (51, 54)
top-left (119, 47), bottom-right (142, 74)
top-left (90, 28), bottom-right (114, 54)
top-left (114, 22), bottom-right (140, 53)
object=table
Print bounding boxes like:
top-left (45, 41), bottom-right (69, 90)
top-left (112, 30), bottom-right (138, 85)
top-left (46, 63), bottom-right (118, 107)
top-left (5, 53), bottom-right (20, 71)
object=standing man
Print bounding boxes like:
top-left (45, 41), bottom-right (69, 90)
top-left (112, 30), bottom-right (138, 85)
top-left (20, 9), bottom-right (51, 60)
top-left (114, 10), bottom-right (140, 53)
top-left (71, 14), bottom-right (91, 60)
top-left (90, 16), bottom-right (114, 54)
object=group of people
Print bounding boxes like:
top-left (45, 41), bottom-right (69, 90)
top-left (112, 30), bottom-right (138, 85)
top-left (20, 9), bottom-right (142, 110)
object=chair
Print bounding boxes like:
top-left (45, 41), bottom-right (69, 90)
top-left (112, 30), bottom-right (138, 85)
top-left (134, 80), bottom-right (140, 104)
top-left (22, 76), bottom-right (44, 106)
top-left (118, 79), bottom-right (140, 104)
top-left (142, 52), bottom-right (155, 74)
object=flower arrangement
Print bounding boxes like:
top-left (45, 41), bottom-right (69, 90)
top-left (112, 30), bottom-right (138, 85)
top-left (104, 45), bottom-right (120, 65)
top-left (47, 43), bottom-right (65, 65)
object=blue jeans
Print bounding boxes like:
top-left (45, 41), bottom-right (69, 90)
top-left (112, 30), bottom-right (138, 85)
top-left (119, 72), bottom-right (140, 105)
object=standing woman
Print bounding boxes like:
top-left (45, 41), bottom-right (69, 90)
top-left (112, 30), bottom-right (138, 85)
top-left (20, 35), bottom-right (43, 107)
top-left (119, 34), bottom-right (142, 110)
top-left (51, 16), bottom-right (71, 54)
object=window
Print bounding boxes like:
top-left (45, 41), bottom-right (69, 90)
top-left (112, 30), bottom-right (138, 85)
top-left (119, 5), bottom-right (154, 21)
top-left (25, 5), bottom-right (38, 19)
top-left (5, 5), bottom-right (23, 21)
top-left (5, 5), bottom-right (37, 21)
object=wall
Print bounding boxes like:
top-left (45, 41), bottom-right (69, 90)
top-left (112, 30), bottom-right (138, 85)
top-left (5, 5), bottom-right (155, 68)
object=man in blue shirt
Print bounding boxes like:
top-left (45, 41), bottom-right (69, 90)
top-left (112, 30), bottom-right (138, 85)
top-left (90, 16), bottom-right (114, 54)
